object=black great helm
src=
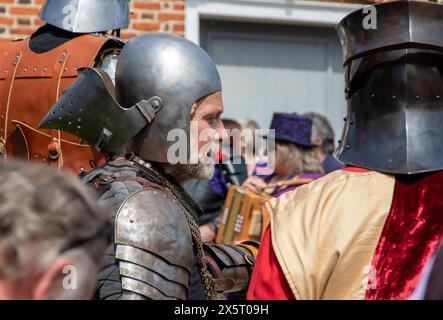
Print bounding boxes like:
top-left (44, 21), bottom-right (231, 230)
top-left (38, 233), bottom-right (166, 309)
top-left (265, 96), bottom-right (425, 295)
top-left (336, 0), bottom-right (443, 174)
top-left (39, 33), bottom-right (222, 162)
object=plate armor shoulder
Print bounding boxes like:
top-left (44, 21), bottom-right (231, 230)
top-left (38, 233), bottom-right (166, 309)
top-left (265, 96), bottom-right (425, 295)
top-left (114, 188), bottom-right (193, 300)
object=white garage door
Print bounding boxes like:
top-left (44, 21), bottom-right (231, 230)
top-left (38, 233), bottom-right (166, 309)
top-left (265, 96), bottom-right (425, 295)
top-left (200, 20), bottom-right (346, 140)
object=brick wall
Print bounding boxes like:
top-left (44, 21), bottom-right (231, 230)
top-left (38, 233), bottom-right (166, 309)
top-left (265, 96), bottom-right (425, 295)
top-left (0, 0), bottom-right (185, 40)
top-left (0, 0), bottom-right (398, 41)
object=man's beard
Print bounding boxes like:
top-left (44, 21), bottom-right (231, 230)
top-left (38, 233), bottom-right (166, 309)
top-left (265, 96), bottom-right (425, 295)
top-left (163, 162), bottom-right (215, 183)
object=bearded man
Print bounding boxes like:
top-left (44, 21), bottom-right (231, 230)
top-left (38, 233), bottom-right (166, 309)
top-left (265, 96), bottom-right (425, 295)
top-left (40, 33), bottom-right (257, 300)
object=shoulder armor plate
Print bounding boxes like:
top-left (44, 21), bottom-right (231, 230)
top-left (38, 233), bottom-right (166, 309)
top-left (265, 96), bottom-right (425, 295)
top-left (114, 188), bottom-right (193, 299)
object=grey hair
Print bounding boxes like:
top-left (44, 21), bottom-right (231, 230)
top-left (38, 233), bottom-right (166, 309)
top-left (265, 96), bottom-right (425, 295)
top-left (304, 112), bottom-right (336, 154)
top-left (0, 160), bottom-right (108, 284)
top-left (275, 141), bottom-right (323, 177)
top-left (163, 162), bottom-right (215, 182)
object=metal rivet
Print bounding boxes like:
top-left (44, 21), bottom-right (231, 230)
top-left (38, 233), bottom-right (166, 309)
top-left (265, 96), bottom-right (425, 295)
top-left (68, 122), bottom-right (72, 125)
top-left (61, 52), bottom-right (67, 57)
top-left (59, 59), bottom-right (64, 63)
top-left (346, 145), bottom-right (350, 149)
top-left (392, 95), bottom-right (396, 100)
top-left (33, 68), bottom-right (37, 72)
top-left (34, 154), bottom-right (38, 159)
top-left (12, 62), bottom-right (17, 66)
top-left (58, 116), bottom-right (62, 120)
top-left (370, 93), bottom-right (375, 98)
top-left (4, 70), bottom-right (8, 74)
top-left (77, 125), bottom-right (81, 129)
top-left (350, 121), bottom-right (354, 125)
top-left (42, 159), bottom-right (47, 162)
top-left (64, 67), bottom-right (68, 72)
top-left (43, 68), bottom-right (47, 72)
top-left (338, 140), bottom-right (342, 144)
top-left (436, 95), bottom-right (441, 100)
top-left (78, 118), bottom-right (82, 122)
top-left (415, 95), bottom-right (420, 100)
top-left (343, 117), bottom-right (347, 121)
top-left (129, 219), bottom-right (134, 223)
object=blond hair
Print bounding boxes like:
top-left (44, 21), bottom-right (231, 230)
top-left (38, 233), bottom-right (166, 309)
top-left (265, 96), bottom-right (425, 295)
top-left (275, 141), bottom-right (323, 177)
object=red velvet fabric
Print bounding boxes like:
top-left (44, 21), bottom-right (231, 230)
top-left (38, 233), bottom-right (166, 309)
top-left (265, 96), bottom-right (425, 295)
top-left (343, 166), bottom-right (371, 173)
top-left (366, 170), bottom-right (443, 299)
top-left (247, 227), bottom-right (295, 300)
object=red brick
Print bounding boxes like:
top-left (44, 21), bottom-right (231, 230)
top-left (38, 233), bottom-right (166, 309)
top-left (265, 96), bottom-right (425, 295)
top-left (158, 13), bottom-right (184, 21)
top-left (172, 24), bottom-right (184, 33)
top-left (0, 17), bottom-right (13, 25)
top-left (133, 2), bottom-right (162, 10)
top-left (132, 22), bottom-right (161, 32)
top-left (10, 27), bottom-right (35, 34)
top-left (9, 6), bottom-right (40, 15)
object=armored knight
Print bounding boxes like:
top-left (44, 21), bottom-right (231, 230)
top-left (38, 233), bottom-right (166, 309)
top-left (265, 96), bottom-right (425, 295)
top-left (40, 33), bottom-right (257, 300)
top-left (0, 0), bottom-right (127, 173)
top-left (248, 0), bottom-right (443, 300)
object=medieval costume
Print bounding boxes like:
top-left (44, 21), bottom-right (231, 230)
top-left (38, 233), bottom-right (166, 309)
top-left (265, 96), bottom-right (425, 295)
top-left (40, 33), bottom-right (257, 300)
top-left (0, 0), bottom-right (126, 173)
top-left (248, 0), bottom-right (443, 300)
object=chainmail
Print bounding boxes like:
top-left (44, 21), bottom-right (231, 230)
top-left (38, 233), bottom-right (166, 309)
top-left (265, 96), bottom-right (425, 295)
top-left (128, 154), bottom-right (217, 299)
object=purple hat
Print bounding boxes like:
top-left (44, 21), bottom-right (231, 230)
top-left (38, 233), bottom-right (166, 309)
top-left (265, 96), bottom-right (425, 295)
top-left (269, 112), bottom-right (314, 147)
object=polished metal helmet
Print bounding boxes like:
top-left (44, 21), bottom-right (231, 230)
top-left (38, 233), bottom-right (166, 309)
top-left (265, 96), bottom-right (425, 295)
top-left (39, 0), bottom-right (130, 33)
top-left (39, 33), bottom-right (222, 162)
top-left (336, 0), bottom-right (443, 174)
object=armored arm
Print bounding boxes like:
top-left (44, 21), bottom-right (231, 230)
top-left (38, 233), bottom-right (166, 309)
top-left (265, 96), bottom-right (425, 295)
top-left (114, 188), bottom-right (194, 300)
top-left (204, 241), bottom-right (259, 299)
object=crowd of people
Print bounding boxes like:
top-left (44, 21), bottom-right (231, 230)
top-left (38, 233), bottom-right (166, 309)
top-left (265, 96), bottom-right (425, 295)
top-left (0, 0), bottom-right (443, 300)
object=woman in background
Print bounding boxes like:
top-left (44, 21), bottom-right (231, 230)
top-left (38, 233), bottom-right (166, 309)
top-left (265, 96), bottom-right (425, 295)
top-left (243, 112), bottom-right (323, 197)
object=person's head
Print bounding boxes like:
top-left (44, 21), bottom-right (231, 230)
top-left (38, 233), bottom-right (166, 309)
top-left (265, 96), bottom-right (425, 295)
top-left (268, 113), bottom-right (322, 177)
top-left (162, 91), bottom-right (225, 182)
top-left (274, 141), bottom-right (323, 178)
top-left (0, 160), bottom-right (108, 300)
top-left (336, 0), bottom-right (443, 174)
top-left (39, 0), bottom-right (130, 33)
top-left (40, 33), bottom-right (225, 182)
top-left (304, 112), bottom-right (336, 158)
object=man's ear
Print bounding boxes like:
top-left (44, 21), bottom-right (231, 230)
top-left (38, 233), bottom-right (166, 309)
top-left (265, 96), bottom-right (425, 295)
top-left (32, 256), bottom-right (74, 300)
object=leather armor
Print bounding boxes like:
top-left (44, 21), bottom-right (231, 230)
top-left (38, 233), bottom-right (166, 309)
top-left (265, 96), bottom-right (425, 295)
top-left (0, 28), bottom-right (123, 173)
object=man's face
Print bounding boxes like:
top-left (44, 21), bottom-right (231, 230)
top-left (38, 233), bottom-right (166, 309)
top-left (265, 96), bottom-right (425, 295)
top-left (191, 91), bottom-right (226, 161)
